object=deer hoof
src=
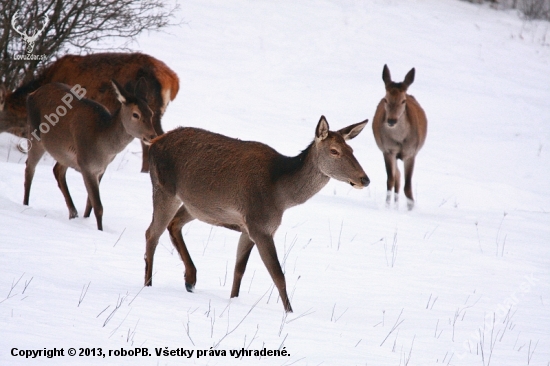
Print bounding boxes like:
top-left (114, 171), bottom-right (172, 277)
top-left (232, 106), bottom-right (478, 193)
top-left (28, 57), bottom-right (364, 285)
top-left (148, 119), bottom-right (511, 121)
top-left (185, 282), bottom-right (195, 293)
top-left (69, 211), bottom-right (78, 219)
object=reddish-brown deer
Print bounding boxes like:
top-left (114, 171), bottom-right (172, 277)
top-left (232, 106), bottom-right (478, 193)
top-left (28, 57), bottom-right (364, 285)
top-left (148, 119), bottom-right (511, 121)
top-left (372, 64), bottom-right (427, 209)
top-left (144, 116), bottom-right (369, 312)
top-left (24, 80), bottom-right (156, 230)
top-left (0, 52), bottom-right (179, 172)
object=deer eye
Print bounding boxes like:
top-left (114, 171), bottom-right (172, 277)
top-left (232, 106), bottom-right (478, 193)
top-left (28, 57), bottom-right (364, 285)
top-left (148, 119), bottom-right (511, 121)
top-left (330, 148), bottom-right (340, 156)
top-left (383, 98), bottom-right (388, 104)
top-left (401, 100), bottom-right (406, 104)
top-left (132, 113), bottom-right (140, 119)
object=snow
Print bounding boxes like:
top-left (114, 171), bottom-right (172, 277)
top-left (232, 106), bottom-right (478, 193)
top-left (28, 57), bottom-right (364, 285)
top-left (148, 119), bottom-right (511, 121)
top-left (1, 0), bottom-right (549, 365)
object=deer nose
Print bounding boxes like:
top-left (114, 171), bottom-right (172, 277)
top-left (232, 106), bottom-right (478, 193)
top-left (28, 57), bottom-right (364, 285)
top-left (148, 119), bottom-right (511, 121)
top-left (387, 119), bottom-right (397, 126)
top-left (360, 176), bottom-right (370, 187)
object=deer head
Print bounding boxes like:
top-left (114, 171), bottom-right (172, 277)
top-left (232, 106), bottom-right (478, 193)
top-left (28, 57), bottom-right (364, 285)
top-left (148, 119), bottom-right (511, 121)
top-left (381, 64), bottom-right (415, 127)
top-left (111, 79), bottom-right (156, 144)
top-left (315, 116), bottom-right (370, 189)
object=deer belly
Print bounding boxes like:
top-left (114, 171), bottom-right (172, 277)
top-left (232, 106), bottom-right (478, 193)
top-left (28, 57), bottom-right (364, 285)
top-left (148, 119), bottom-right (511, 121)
top-left (183, 202), bottom-right (244, 232)
top-left (41, 139), bottom-right (80, 171)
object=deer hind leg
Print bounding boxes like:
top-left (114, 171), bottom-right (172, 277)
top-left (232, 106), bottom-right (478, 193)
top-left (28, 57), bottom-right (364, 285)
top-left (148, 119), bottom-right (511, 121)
top-left (383, 152), bottom-right (400, 206)
top-left (167, 206), bottom-right (196, 292)
top-left (23, 141), bottom-right (46, 206)
top-left (230, 233), bottom-right (255, 299)
top-left (53, 163), bottom-right (78, 219)
top-left (403, 157), bottom-right (416, 210)
top-left (248, 227), bottom-right (292, 313)
top-left (144, 188), bottom-right (182, 286)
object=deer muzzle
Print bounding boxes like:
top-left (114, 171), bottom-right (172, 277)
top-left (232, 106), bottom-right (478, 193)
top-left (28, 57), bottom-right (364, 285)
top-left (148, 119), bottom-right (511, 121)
top-left (141, 134), bottom-right (157, 146)
top-left (349, 175), bottom-right (370, 189)
top-left (386, 118), bottom-right (398, 127)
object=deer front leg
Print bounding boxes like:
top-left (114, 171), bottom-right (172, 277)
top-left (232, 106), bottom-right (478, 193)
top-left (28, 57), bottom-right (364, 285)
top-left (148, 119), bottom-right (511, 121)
top-left (144, 187), bottom-right (182, 286)
top-left (81, 171), bottom-right (103, 230)
top-left (403, 157), bottom-right (416, 210)
top-left (249, 228), bottom-right (292, 313)
top-left (383, 152), bottom-right (399, 206)
top-left (231, 233), bottom-right (255, 299)
top-left (84, 172), bottom-right (104, 218)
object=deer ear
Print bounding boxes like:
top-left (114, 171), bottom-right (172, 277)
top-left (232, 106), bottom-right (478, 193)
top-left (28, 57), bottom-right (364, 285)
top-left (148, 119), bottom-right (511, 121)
top-left (338, 119), bottom-right (368, 141)
top-left (0, 85), bottom-right (6, 111)
top-left (315, 115), bottom-right (329, 141)
top-left (111, 79), bottom-right (127, 104)
top-left (382, 64), bottom-right (392, 86)
top-left (403, 68), bottom-right (415, 88)
top-left (134, 78), bottom-right (149, 100)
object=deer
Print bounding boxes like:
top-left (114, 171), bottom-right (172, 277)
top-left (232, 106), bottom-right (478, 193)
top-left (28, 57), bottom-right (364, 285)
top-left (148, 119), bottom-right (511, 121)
top-left (0, 52), bottom-right (179, 172)
top-left (23, 80), bottom-right (156, 230)
top-left (372, 64), bottom-right (427, 210)
top-left (144, 116), bottom-right (370, 313)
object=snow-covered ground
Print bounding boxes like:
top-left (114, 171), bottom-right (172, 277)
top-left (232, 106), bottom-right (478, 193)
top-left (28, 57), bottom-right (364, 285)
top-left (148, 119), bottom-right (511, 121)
top-left (1, 0), bottom-right (549, 364)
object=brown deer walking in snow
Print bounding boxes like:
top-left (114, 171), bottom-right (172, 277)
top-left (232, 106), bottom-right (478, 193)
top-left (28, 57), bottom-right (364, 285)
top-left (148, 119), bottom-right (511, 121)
top-left (24, 80), bottom-right (156, 230)
top-left (0, 52), bottom-right (178, 172)
top-left (372, 65), bottom-right (427, 210)
top-left (144, 116), bottom-right (370, 312)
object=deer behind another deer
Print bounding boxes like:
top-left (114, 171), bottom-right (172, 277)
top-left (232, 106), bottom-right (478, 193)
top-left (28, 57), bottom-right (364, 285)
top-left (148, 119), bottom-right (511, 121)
top-left (23, 80), bottom-right (156, 230)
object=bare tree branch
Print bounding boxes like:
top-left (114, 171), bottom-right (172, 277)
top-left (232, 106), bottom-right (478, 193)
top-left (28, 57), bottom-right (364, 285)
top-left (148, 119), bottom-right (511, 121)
top-left (0, 0), bottom-right (181, 90)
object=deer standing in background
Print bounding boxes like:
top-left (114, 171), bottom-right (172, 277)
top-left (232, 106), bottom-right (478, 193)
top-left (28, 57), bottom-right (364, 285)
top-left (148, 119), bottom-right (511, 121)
top-left (0, 52), bottom-right (178, 172)
top-left (24, 80), bottom-right (156, 230)
top-left (144, 116), bottom-right (370, 312)
top-left (372, 64), bottom-right (427, 210)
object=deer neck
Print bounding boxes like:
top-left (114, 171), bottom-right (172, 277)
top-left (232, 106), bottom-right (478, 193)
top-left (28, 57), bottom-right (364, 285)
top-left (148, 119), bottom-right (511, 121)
top-left (387, 110), bottom-right (411, 143)
top-left (101, 108), bottom-right (135, 155)
top-left (275, 142), bottom-right (330, 209)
